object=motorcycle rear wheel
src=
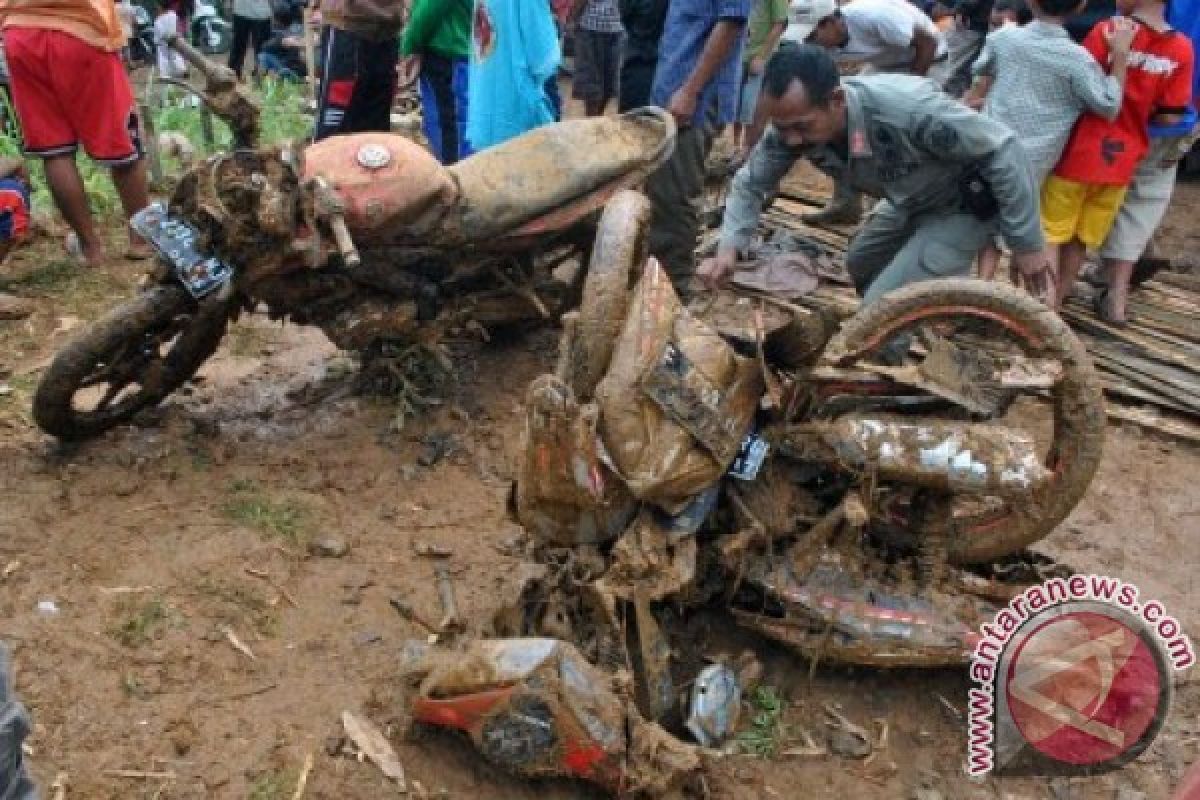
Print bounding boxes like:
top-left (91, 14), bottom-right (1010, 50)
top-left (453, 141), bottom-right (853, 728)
top-left (819, 278), bottom-right (1106, 564)
top-left (33, 286), bottom-right (229, 440)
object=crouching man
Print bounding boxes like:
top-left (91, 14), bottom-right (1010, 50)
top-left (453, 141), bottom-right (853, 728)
top-left (700, 44), bottom-right (1053, 304)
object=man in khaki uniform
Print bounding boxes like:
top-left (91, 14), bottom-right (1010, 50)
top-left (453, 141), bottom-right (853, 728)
top-left (701, 45), bottom-right (1052, 304)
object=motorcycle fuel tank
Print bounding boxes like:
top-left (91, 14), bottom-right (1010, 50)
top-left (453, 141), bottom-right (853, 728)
top-left (303, 134), bottom-right (459, 243)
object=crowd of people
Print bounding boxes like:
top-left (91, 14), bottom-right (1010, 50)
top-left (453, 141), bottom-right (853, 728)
top-left (0, 0), bottom-right (1194, 324)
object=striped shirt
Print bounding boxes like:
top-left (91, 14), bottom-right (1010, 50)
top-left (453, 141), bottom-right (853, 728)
top-left (972, 19), bottom-right (1122, 186)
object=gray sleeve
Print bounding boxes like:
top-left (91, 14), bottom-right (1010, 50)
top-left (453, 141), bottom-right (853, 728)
top-left (718, 127), bottom-right (799, 254)
top-left (971, 34), bottom-right (996, 77)
top-left (1070, 60), bottom-right (1122, 122)
top-left (911, 96), bottom-right (1045, 253)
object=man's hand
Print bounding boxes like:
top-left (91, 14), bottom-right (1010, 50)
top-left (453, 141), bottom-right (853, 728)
top-left (749, 55), bottom-right (767, 75)
top-left (399, 55), bottom-right (421, 86)
top-left (697, 248), bottom-right (738, 290)
top-left (1012, 249), bottom-right (1055, 304)
top-left (1105, 15), bottom-right (1137, 55)
top-left (667, 87), bottom-right (700, 126)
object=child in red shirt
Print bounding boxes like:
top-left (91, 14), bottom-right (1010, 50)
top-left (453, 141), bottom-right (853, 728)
top-left (1041, 0), bottom-right (1193, 310)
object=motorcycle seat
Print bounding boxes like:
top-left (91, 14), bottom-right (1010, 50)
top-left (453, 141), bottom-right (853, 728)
top-left (447, 107), bottom-right (674, 242)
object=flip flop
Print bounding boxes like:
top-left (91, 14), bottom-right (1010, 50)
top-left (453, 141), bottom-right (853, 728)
top-left (64, 232), bottom-right (87, 266)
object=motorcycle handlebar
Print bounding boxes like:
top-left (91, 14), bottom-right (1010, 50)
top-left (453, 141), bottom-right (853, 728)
top-left (165, 32), bottom-right (235, 86)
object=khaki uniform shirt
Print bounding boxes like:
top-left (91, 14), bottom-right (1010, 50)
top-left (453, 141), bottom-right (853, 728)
top-left (719, 73), bottom-right (1044, 255)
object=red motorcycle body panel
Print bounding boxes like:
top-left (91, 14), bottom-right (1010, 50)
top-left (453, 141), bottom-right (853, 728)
top-left (302, 133), bottom-right (458, 243)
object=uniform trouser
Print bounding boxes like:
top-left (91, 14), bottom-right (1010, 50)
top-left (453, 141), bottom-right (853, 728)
top-left (1098, 138), bottom-right (1179, 262)
top-left (644, 118), bottom-right (716, 295)
top-left (847, 200), bottom-right (992, 305)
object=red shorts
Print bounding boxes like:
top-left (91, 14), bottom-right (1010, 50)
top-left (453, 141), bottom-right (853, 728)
top-left (4, 27), bottom-right (143, 165)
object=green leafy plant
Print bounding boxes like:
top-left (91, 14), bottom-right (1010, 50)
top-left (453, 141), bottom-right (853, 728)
top-left (111, 597), bottom-right (174, 647)
top-left (736, 686), bottom-right (788, 758)
top-left (222, 480), bottom-right (310, 544)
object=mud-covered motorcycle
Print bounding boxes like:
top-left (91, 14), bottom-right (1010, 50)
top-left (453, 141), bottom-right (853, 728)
top-left (33, 36), bottom-right (674, 440)
top-left (508, 191), bottom-right (1107, 677)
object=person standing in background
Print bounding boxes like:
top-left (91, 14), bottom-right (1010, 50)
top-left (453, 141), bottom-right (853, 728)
top-left (466, 0), bottom-right (559, 150)
top-left (0, 0), bottom-right (151, 266)
top-left (616, 0), bottom-right (667, 110)
top-left (927, 0), bottom-right (993, 96)
top-left (733, 0), bottom-right (788, 158)
top-left (401, 0), bottom-right (473, 162)
top-left (642, 0), bottom-right (749, 295)
top-left (569, 0), bottom-right (623, 116)
top-left (313, 0), bottom-right (405, 140)
top-left (1095, 0), bottom-right (1198, 323)
top-left (229, 0), bottom-right (273, 79)
top-left (1043, 0), bottom-right (1193, 313)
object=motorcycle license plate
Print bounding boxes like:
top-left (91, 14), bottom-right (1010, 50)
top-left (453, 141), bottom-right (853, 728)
top-left (131, 203), bottom-right (234, 298)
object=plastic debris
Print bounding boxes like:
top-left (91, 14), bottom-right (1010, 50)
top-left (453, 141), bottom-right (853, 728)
top-left (685, 664), bottom-right (742, 747)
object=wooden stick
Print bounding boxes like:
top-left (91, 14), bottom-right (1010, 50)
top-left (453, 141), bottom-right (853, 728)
top-left (104, 770), bottom-right (176, 780)
top-left (303, 8), bottom-right (317, 109)
top-left (291, 752), bottom-right (314, 800)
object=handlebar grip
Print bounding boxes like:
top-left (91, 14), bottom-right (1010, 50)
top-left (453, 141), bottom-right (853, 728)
top-left (164, 32), bottom-right (234, 84)
top-left (329, 213), bottom-right (361, 269)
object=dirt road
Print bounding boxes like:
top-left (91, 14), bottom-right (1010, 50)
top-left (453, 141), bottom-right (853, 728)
top-left (0, 184), bottom-right (1197, 799)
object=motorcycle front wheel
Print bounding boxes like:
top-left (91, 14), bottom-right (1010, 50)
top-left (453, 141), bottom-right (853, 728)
top-left (815, 278), bottom-right (1106, 564)
top-left (33, 286), bottom-right (229, 440)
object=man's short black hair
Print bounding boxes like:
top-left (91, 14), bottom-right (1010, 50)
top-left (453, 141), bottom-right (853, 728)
top-left (1027, 0), bottom-right (1076, 16)
top-left (763, 43), bottom-right (841, 107)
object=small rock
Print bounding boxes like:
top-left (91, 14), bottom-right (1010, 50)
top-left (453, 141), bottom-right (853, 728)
top-left (324, 736), bottom-right (346, 757)
top-left (353, 631), bottom-right (383, 646)
top-left (36, 600), bottom-right (59, 615)
top-left (1115, 789), bottom-right (1147, 800)
top-left (0, 293), bottom-right (34, 321)
top-left (417, 433), bottom-right (455, 467)
top-left (828, 727), bottom-right (872, 759)
top-left (308, 536), bottom-right (349, 558)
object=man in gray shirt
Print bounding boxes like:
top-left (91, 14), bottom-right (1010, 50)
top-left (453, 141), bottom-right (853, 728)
top-left (700, 45), bottom-right (1052, 304)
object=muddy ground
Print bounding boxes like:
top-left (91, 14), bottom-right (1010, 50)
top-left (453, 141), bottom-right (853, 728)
top-left (0, 171), bottom-right (1197, 799)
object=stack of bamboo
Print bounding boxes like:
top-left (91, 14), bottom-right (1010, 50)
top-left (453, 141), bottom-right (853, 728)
top-left (705, 187), bottom-right (1200, 441)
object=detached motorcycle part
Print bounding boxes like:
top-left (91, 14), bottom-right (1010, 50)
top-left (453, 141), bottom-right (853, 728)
top-left (820, 279), bottom-right (1105, 564)
top-left (786, 413), bottom-right (1050, 495)
top-left (569, 189), bottom-right (651, 400)
top-left (33, 286), bottom-right (230, 440)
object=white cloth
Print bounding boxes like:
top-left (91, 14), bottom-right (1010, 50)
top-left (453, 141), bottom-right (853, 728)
top-left (154, 12), bottom-right (187, 78)
top-left (233, 0), bottom-right (273, 20)
top-left (826, 0), bottom-right (946, 70)
top-left (116, 0), bottom-right (137, 41)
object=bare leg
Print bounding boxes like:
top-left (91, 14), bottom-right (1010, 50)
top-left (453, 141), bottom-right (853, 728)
top-left (1055, 238), bottom-right (1087, 310)
top-left (1101, 258), bottom-right (1134, 322)
top-left (42, 154), bottom-right (104, 267)
top-left (732, 122), bottom-right (744, 150)
top-left (977, 243), bottom-right (1001, 280)
top-left (110, 160), bottom-right (151, 254)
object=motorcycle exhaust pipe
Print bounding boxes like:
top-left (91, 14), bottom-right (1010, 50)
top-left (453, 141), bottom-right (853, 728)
top-left (780, 413), bottom-right (1049, 496)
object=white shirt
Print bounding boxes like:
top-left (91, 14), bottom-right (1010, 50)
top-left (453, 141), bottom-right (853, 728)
top-left (831, 0), bottom-right (946, 71)
top-left (154, 12), bottom-right (187, 78)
